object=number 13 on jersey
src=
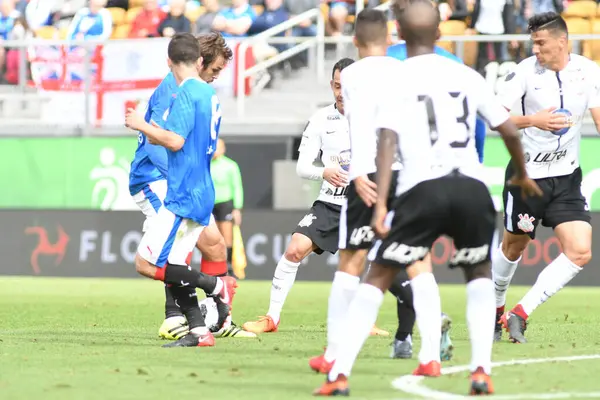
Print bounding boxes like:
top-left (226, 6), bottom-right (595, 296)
top-left (417, 92), bottom-right (472, 148)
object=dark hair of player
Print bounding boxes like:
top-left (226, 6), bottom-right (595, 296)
top-left (197, 31), bottom-right (234, 69)
top-left (168, 33), bottom-right (201, 66)
top-left (391, 0), bottom-right (440, 24)
top-left (527, 12), bottom-right (568, 37)
top-left (332, 57), bottom-right (355, 79)
top-left (397, 0), bottom-right (440, 46)
top-left (354, 8), bottom-right (388, 47)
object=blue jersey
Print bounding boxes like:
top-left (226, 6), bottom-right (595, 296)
top-left (387, 44), bottom-right (486, 162)
top-left (163, 78), bottom-right (221, 225)
top-left (128, 73), bottom-right (177, 195)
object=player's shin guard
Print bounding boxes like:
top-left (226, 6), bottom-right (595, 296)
top-left (467, 278), bottom-right (495, 375)
top-left (169, 285), bottom-right (207, 333)
top-left (328, 284), bottom-right (384, 381)
top-left (155, 263), bottom-right (219, 296)
top-left (164, 284), bottom-right (183, 319)
top-left (389, 276), bottom-right (415, 341)
top-left (201, 259), bottom-right (228, 277)
top-left (411, 273), bottom-right (442, 365)
top-left (492, 244), bottom-right (520, 311)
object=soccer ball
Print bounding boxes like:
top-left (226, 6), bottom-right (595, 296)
top-left (551, 108), bottom-right (573, 136)
top-left (199, 297), bottom-right (221, 332)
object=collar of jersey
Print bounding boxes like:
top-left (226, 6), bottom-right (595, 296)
top-left (179, 76), bottom-right (206, 86)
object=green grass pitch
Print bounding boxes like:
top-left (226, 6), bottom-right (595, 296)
top-left (1, 277), bottom-right (600, 399)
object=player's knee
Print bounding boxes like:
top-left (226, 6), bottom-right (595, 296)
top-left (564, 248), bottom-right (592, 268)
top-left (501, 238), bottom-right (528, 261)
top-left (284, 245), bottom-right (306, 264)
top-left (462, 261), bottom-right (492, 282)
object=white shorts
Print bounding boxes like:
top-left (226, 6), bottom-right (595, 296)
top-left (137, 205), bottom-right (205, 267)
top-left (132, 179), bottom-right (215, 232)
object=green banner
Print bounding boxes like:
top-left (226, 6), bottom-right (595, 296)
top-left (3, 137), bottom-right (138, 210)
top-left (2, 136), bottom-right (600, 210)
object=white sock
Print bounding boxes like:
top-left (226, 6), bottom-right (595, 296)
top-left (166, 315), bottom-right (186, 324)
top-left (328, 284), bottom-right (384, 381)
top-left (491, 244), bottom-right (520, 308)
top-left (324, 271), bottom-right (360, 362)
top-left (190, 326), bottom-right (209, 335)
top-left (211, 278), bottom-right (224, 296)
top-left (266, 256), bottom-right (300, 324)
top-left (411, 273), bottom-right (441, 365)
top-left (467, 278), bottom-right (495, 375)
top-left (518, 253), bottom-right (582, 317)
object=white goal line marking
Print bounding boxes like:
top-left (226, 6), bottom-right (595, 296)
top-left (392, 354), bottom-right (600, 399)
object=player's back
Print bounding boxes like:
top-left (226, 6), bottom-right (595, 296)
top-left (384, 54), bottom-right (490, 195)
top-left (163, 77), bottom-right (220, 226)
top-left (129, 72), bottom-right (178, 195)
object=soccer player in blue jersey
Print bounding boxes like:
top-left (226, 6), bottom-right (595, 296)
top-left (125, 33), bottom-right (236, 348)
top-left (128, 32), bottom-right (253, 340)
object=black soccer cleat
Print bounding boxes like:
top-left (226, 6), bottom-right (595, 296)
top-left (162, 331), bottom-right (215, 348)
top-left (501, 312), bottom-right (528, 344)
top-left (494, 310), bottom-right (504, 342)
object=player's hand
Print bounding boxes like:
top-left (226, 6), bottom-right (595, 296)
top-left (532, 107), bottom-right (570, 132)
top-left (371, 204), bottom-right (389, 239)
top-left (232, 209), bottom-right (242, 226)
top-left (354, 175), bottom-right (378, 207)
top-left (323, 167), bottom-right (348, 188)
top-left (507, 175), bottom-right (543, 198)
top-left (125, 107), bottom-right (145, 131)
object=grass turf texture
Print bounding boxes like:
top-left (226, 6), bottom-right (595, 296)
top-left (1, 278), bottom-right (600, 399)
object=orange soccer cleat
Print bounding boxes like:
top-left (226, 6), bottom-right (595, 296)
top-left (370, 325), bottom-right (390, 336)
top-left (309, 352), bottom-right (335, 374)
top-left (313, 374), bottom-right (349, 396)
top-left (242, 315), bottom-right (279, 334)
top-left (470, 367), bottom-right (494, 395)
top-left (413, 361), bottom-right (441, 377)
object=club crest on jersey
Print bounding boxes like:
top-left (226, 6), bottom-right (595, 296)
top-left (550, 109), bottom-right (573, 136)
top-left (298, 213), bottom-right (317, 227)
top-left (337, 149), bottom-right (351, 172)
top-left (517, 213), bottom-right (535, 233)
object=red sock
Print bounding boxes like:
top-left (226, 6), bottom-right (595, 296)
top-left (496, 305), bottom-right (505, 315)
top-left (154, 266), bottom-right (166, 281)
top-left (201, 260), bottom-right (228, 277)
top-left (511, 304), bottom-right (529, 320)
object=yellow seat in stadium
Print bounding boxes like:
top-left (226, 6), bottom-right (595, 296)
top-left (437, 20), bottom-right (466, 57)
top-left (387, 20), bottom-right (396, 35)
top-left (320, 3), bottom-right (329, 21)
top-left (130, 0), bottom-right (145, 8)
top-left (565, 17), bottom-right (592, 58)
top-left (35, 26), bottom-right (58, 39)
top-left (590, 20), bottom-right (600, 62)
top-left (126, 7), bottom-right (142, 24)
top-left (58, 26), bottom-right (69, 40)
top-left (111, 24), bottom-right (131, 39)
top-left (185, 7), bottom-right (205, 23)
top-left (563, 0), bottom-right (597, 19)
top-left (107, 7), bottom-right (126, 26)
top-left (252, 5), bottom-right (264, 16)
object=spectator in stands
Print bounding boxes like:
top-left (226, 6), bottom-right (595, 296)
top-left (437, 0), bottom-right (470, 21)
top-left (327, 0), bottom-right (355, 37)
top-left (66, 0), bottom-right (113, 41)
top-left (129, 0), bottom-right (166, 38)
top-left (15, 0), bottom-right (27, 14)
top-left (248, 0), bottom-right (288, 52)
top-left (195, 0), bottom-right (220, 34)
top-left (285, 0), bottom-right (318, 68)
top-left (58, 0), bottom-right (87, 26)
top-left (0, 0), bottom-right (20, 83)
top-left (5, 16), bottom-right (32, 85)
top-left (106, 0), bottom-right (129, 9)
top-left (158, 0), bottom-right (191, 37)
top-left (212, 0), bottom-right (255, 38)
top-left (469, 0), bottom-right (515, 75)
top-left (25, 0), bottom-right (55, 32)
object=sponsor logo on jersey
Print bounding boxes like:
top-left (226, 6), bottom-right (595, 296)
top-left (349, 226), bottom-right (374, 246)
top-left (533, 149), bottom-right (567, 164)
top-left (327, 115), bottom-right (340, 121)
top-left (517, 213), bottom-right (536, 233)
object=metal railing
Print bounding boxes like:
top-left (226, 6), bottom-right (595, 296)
top-left (235, 8), bottom-right (325, 116)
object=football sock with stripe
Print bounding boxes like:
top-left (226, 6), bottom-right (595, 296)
top-left (164, 284), bottom-right (184, 319)
top-left (389, 274), bottom-right (415, 341)
top-left (267, 256), bottom-right (300, 325)
top-left (169, 285), bottom-right (208, 335)
top-left (491, 244), bottom-right (520, 309)
top-left (411, 273), bottom-right (441, 365)
top-left (156, 263), bottom-right (219, 296)
top-left (324, 271), bottom-right (359, 363)
top-left (467, 278), bottom-right (495, 374)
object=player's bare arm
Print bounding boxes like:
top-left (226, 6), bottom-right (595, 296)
top-left (589, 108), bottom-right (600, 133)
top-left (371, 127), bottom-right (397, 238)
top-left (125, 108), bottom-right (185, 152)
top-left (508, 107), bottom-right (569, 131)
top-left (494, 119), bottom-right (543, 198)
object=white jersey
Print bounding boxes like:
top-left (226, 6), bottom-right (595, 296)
top-left (376, 54), bottom-right (510, 197)
top-left (296, 104), bottom-right (351, 206)
top-left (499, 54), bottom-right (600, 179)
top-left (340, 56), bottom-right (403, 180)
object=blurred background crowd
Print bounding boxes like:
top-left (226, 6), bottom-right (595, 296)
top-left (0, 0), bottom-right (598, 85)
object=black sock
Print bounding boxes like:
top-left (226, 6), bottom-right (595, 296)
top-left (389, 273), bottom-right (415, 342)
top-left (164, 263), bottom-right (218, 295)
top-left (226, 247), bottom-right (233, 276)
top-left (164, 284), bottom-right (183, 319)
top-left (169, 285), bottom-right (206, 330)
